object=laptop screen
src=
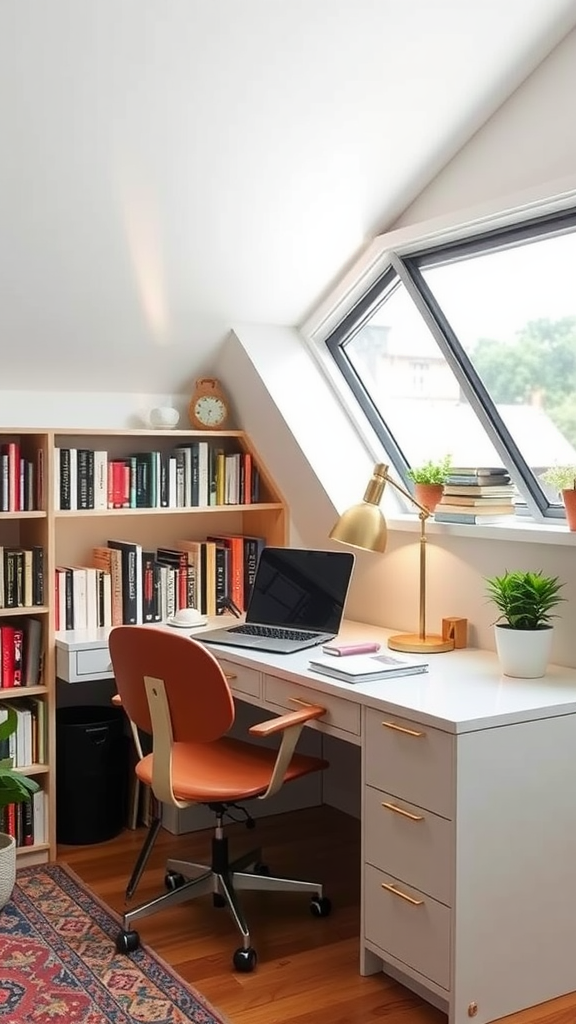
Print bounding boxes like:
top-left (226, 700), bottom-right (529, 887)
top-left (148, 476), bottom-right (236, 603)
top-left (246, 548), bottom-right (355, 633)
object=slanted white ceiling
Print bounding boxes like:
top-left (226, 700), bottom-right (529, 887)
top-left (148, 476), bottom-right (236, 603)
top-left (1, 0), bottom-right (575, 394)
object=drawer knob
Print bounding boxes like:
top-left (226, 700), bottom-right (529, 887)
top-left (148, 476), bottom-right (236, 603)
top-left (382, 801), bottom-right (424, 822)
top-left (382, 720), bottom-right (425, 737)
top-left (224, 672), bottom-right (237, 681)
top-left (381, 882), bottom-right (424, 906)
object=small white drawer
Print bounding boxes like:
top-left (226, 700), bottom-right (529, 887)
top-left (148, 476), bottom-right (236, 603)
top-left (264, 674), bottom-right (361, 737)
top-left (56, 642), bottom-right (114, 683)
top-left (216, 659), bottom-right (261, 699)
top-left (75, 647), bottom-right (114, 676)
top-left (364, 864), bottom-right (451, 990)
top-left (365, 708), bottom-right (454, 819)
top-left (364, 785), bottom-right (453, 906)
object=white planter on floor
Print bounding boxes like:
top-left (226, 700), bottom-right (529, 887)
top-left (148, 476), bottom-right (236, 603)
top-left (494, 624), bottom-right (554, 678)
top-left (0, 832), bottom-right (16, 908)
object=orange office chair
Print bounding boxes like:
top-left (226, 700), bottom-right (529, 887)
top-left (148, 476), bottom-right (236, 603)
top-left (108, 625), bottom-right (331, 972)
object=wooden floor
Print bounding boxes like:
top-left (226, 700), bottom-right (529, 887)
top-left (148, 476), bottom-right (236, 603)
top-left (58, 805), bottom-right (576, 1024)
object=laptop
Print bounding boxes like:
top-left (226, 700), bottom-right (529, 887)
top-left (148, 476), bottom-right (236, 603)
top-left (199, 547), bottom-right (355, 654)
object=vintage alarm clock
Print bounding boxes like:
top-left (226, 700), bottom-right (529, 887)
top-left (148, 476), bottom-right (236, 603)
top-left (188, 378), bottom-right (230, 430)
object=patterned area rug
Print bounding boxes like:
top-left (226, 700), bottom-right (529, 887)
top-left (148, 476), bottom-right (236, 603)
top-left (0, 863), bottom-right (228, 1023)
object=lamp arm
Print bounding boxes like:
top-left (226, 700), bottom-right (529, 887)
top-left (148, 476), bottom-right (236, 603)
top-left (379, 467), bottom-right (430, 522)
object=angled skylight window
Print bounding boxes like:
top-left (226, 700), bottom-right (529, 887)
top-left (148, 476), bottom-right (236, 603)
top-left (325, 207), bottom-right (576, 524)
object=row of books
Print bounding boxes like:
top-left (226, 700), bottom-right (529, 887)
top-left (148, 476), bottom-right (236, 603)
top-left (0, 697), bottom-right (47, 766)
top-left (0, 545), bottom-right (45, 609)
top-left (434, 467), bottom-right (516, 524)
top-left (54, 534), bottom-right (265, 631)
top-left (54, 444), bottom-right (261, 511)
top-left (0, 619), bottom-right (43, 688)
top-left (0, 442), bottom-right (43, 512)
top-left (0, 789), bottom-right (47, 847)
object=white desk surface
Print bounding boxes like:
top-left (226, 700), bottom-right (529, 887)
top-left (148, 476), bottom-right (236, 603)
top-left (56, 618), bottom-right (576, 734)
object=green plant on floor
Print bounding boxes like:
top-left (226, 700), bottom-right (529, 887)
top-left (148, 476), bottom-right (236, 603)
top-left (407, 454), bottom-right (452, 485)
top-left (0, 707), bottom-right (40, 809)
top-left (485, 569), bottom-right (565, 630)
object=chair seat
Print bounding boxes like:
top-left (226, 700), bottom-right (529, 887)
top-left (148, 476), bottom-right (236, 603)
top-left (135, 735), bottom-right (328, 803)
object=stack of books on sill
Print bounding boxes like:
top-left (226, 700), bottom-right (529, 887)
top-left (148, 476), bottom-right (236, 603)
top-left (434, 467), bottom-right (516, 524)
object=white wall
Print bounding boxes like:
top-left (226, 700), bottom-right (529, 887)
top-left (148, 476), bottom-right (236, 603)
top-left (395, 27), bottom-right (576, 228)
top-left (229, 30), bottom-right (576, 669)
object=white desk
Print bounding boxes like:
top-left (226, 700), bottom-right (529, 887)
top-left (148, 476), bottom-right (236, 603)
top-left (56, 620), bottom-right (576, 1024)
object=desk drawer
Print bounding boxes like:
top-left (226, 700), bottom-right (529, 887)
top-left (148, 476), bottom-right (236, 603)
top-left (364, 864), bottom-right (450, 990)
top-left (264, 675), bottom-right (361, 736)
top-left (75, 647), bottom-right (114, 677)
top-left (365, 708), bottom-right (454, 819)
top-left (364, 785), bottom-right (453, 906)
top-left (216, 659), bottom-right (261, 699)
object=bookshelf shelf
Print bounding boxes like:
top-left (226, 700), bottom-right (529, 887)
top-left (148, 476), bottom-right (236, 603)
top-left (53, 502), bottom-right (285, 519)
top-left (0, 606), bottom-right (49, 618)
top-left (0, 426), bottom-right (287, 863)
top-left (0, 511), bottom-right (47, 520)
top-left (0, 685), bottom-right (49, 699)
top-left (16, 842), bottom-right (50, 859)
top-left (14, 763), bottom-right (49, 777)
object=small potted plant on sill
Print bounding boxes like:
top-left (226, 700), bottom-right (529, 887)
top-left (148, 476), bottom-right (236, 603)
top-left (0, 706), bottom-right (40, 908)
top-left (485, 569), bottom-right (565, 678)
top-left (407, 454), bottom-right (452, 513)
top-left (539, 465), bottom-right (576, 531)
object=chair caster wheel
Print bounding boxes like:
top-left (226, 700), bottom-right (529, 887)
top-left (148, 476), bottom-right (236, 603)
top-left (253, 862), bottom-right (270, 876)
top-left (213, 893), bottom-right (226, 908)
top-left (116, 929), bottom-right (140, 954)
top-left (310, 895), bottom-right (332, 918)
top-left (233, 946), bottom-right (257, 972)
top-left (165, 871), bottom-right (185, 891)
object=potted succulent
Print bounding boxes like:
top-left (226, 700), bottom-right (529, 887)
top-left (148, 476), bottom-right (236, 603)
top-left (407, 454), bottom-right (453, 513)
top-left (0, 706), bottom-right (40, 907)
top-left (539, 465), bottom-right (576, 531)
top-left (485, 569), bottom-right (565, 678)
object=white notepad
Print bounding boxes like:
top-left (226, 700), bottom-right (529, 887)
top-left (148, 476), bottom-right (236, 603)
top-left (308, 652), bottom-right (429, 683)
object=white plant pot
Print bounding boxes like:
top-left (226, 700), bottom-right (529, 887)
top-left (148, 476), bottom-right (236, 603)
top-left (494, 624), bottom-right (553, 679)
top-left (0, 832), bottom-right (16, 909)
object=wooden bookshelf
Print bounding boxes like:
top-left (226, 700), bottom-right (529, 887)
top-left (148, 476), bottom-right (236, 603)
top-left (0, 427), bottom-right (287, 862)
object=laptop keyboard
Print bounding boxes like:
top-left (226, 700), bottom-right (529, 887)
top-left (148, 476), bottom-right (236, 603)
top-left (230, 624), bottom-right (319, 641)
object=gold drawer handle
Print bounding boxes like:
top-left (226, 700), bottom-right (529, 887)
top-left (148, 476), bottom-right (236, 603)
top-left (381, 882), bottom-right (424, 906)
top-left (224, 672), bottom-right (237, 681)
top-left (382, 720), bottom-right (424, 737)
top-left (382, 801), bottom-right (424, 822)
top-left (289, 697), bottom-right (320, 709)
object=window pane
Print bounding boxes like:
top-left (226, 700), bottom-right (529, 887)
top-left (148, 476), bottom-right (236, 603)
top-left (343, 278), bottom-right (503, 467)
top-left (421, 232), bottom-right (576, 503)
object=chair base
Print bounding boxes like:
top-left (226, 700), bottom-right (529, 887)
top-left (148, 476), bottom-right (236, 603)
top-left (118, 812), bottom-right (329, 965)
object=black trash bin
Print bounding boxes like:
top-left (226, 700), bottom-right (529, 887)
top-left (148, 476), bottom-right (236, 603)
top-left (56, 706), bottom-right (129, 844)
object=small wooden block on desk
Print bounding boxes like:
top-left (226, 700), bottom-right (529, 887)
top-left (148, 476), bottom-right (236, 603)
top-left (442, 617), bottom-right (468, 649)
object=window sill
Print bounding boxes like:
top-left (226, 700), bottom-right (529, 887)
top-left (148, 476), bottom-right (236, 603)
top-left (386, 513), bottom-right (575, 547)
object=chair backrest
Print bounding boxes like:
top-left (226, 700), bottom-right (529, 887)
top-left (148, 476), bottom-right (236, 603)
top-left (109, 626), bottom-right (235, 743)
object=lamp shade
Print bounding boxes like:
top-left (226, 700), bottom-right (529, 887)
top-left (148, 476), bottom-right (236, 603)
top-left (329, 501), bottom-right (388, 553)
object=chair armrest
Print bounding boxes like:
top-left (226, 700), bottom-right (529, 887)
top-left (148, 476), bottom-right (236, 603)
top-left (248, 704), bottom-right (326, 738)
top-left (249, 703), bottom-right (326, 800)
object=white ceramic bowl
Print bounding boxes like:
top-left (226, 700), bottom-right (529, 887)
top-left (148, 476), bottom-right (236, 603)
top-left (149, 406), bottom-right (180, 429)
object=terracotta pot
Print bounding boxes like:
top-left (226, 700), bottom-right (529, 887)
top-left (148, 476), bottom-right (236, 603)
top-left (561, 489), bottom-right (576, 531)
top-left (414, 482), bottom-right (444, 513)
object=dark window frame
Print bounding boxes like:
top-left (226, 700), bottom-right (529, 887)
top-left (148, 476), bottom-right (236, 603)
top-left (325, 207), bottom-right (576, 523)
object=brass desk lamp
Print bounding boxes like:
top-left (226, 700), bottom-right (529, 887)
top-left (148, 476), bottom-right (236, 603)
top-left (330, 463), bottom-right (454, 654)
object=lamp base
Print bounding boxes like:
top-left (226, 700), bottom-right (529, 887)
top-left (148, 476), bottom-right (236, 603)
top-left (388, 632), bottom-right (455, 654)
